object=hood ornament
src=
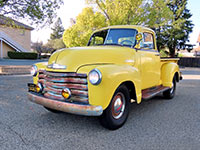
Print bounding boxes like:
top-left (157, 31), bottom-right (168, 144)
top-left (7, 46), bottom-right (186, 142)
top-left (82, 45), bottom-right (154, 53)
top-left (47, 63), bottom-right (66, 69)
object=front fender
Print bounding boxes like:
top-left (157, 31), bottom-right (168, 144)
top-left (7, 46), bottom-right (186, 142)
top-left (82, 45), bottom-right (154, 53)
top-left (77, 65), bottom-right (142, 110)
top-left (161, 63), bottom-right (179, 87)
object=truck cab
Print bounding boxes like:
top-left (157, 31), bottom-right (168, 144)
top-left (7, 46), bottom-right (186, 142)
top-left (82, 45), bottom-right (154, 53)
top-left (28, 25), bottom-right (182, 130)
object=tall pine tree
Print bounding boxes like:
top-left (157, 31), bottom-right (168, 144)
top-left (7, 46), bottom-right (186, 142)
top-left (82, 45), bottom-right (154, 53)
top-left (50, 17), bottom-right (65, 40)
top-left (46, 17), bottom-right (65, 52)
top-left (145, 0), bottom-right (172, 51)
top-left (165, 0), bottom-right (193, 57)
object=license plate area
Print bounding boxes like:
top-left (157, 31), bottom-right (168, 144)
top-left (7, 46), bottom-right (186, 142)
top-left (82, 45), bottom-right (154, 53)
top-left (28, 83), bottom-right (37, 92)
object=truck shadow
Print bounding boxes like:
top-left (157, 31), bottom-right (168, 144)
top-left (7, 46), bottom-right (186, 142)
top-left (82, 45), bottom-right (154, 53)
top-left (36, 108), bottom-right (104, 131)
top-left (34, 94), bottom-right (169, 132)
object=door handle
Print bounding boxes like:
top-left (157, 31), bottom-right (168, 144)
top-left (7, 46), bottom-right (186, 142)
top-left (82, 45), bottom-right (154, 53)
top-left (155, 53), bottom-right (160, 56)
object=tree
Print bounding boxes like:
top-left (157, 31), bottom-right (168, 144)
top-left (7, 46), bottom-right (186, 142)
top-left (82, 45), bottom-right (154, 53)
top-left (144, 0), bottom-right (173, 51)
top-left (50, 17), bottom-right (64, 40)
top-left (164, 0), bottom-right (193, 56)
top-left (31, 42), bottom-right (44, 54)
top-left (63, 7), bottom-right (107, 47)
top-left (62, 0), bottom-right (193, 55)
top-left (0, 0), bottom-right (63, 26)
top-left (31, 41), bottom-right (52, 54)
top-left (86, 0), bottom-right (145, 25)
top-left (46, 17), bottom-right (65, 52)
top-left (86, 0), bottom-right (172, 52)
top-left (45, 39), bottom-right (65, 53)
top-left (87, 0), bottom-right (193, 56)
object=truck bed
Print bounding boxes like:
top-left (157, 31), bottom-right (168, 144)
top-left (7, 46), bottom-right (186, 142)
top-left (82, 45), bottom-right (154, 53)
top-left (160, 57), bottom-right (179, 66)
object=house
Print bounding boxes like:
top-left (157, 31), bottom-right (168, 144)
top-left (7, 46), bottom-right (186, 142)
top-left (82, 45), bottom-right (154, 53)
top-left (0, 16), bottom-right (34, 58)
top-left (195, 32), bottom-right (200, 50)
top-left (194, 33), bottom-right (200, 56)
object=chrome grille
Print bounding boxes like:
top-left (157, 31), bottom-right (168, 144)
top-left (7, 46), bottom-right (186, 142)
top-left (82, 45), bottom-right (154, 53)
top-left (38, 70), bottom-right (88, 104)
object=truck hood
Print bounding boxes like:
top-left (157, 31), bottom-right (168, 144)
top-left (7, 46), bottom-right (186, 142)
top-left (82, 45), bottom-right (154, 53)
top-left (48, 46), bottom-right (136, 72)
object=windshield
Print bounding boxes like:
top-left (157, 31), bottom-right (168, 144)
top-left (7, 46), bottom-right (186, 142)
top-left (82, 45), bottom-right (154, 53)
top-left (88, 29), bottom-right (137, 48)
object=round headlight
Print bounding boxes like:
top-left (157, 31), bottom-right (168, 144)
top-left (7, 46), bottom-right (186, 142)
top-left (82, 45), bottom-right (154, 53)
top-left (31, 65), bottom-right (37, 76)
top-left (88, 69), bottom-right (102, 85)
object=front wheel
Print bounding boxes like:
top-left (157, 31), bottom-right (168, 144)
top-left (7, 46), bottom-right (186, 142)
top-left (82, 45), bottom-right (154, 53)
top-left (163, 76), bottom-right (176, 99)
top-left (99, 85), bottom-right (130, 130)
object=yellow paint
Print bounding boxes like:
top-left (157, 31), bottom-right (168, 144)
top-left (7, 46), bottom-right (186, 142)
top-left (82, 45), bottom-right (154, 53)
top-left (47, 46), bottom-right (137, 72)
top-left (137, 50), bottom-right (161, 89)
top-left (77, 65), bottom-right (142, 109)
top-left (161, 62), bottom-right (180, 87)
top-left (32, 25), bottom-right (181, 110)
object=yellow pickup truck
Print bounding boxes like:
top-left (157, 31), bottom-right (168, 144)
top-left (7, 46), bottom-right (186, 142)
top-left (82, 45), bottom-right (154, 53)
top-left (28, 25), bottom-right (182, 130)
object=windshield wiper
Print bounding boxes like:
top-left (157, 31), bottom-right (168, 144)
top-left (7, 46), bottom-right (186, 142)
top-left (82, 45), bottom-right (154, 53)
top-left (104, 43), bottom-right (123, 47)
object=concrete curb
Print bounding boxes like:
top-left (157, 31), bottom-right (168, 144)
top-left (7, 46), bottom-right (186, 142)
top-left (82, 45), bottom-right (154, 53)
top-left (0, 65), bottom-right (31, 75)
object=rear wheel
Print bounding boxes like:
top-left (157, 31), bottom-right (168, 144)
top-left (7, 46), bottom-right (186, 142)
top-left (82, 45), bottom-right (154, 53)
top-left (163, 76), bottom-right (176, 99)
top-left (99, 85), bottom-right (130, 130)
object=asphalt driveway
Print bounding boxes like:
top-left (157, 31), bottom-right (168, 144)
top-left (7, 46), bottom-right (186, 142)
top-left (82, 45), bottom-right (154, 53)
top-left (0, 59), bottom-right (47, 66)
top-left (0, 68), bottom-right (200, 150)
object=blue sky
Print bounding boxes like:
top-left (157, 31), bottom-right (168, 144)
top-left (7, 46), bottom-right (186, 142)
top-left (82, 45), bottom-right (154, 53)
top-left (31, 0), bottom-right (200, 46)
top-left (187, 0), bottom-right (200, 46)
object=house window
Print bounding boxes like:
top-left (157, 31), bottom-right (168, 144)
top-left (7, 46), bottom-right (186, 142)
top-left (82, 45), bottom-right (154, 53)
top-left (20, 30), bottom-right (25, 36)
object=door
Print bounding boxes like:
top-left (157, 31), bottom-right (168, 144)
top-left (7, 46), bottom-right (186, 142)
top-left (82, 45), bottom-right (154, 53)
top-left (137, 32), bottom-right (160, 89)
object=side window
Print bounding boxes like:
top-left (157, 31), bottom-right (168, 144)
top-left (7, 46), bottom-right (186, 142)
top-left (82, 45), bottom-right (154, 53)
top-left (89, 30), bottom-right (108, 46)
top-left (90, 36), bottom-right (104, 46)
top-left (140, 32), bottom-right (154, 49)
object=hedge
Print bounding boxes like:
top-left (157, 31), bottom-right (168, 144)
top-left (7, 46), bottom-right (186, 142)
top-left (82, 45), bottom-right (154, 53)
top-left (8, 51), bottom-right (38, 59)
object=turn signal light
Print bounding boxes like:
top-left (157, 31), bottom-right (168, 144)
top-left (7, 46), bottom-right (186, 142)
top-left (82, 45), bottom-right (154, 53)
top-left (62, 88), bottom-right (71, 99)
top-left (36, 83), bottom-right (43, 93)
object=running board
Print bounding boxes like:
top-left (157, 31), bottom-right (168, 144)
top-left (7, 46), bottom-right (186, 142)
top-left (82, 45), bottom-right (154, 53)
top-left (142, 85), bottom-right (170, 100)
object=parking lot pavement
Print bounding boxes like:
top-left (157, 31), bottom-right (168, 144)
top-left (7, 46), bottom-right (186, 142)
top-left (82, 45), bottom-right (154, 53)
top-left (0, 59), bottom-right (47, 66)
top-left (0, 68), bottom-right (200, 150)
top-left (0, 59), bottom-right (48, 75)
top-left (180, 67), bottom-right (200, 79)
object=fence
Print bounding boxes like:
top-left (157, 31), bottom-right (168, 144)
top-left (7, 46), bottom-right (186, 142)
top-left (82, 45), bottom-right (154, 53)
top-left (178, 57), bottom-right (200, 67)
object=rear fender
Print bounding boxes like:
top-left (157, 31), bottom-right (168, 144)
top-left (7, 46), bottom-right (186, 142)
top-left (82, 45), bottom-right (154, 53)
top-left (161, 63), bottom-right (179, 87)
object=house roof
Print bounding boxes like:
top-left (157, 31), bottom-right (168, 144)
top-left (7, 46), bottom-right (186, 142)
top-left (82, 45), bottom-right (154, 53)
top-left (0, 16), bottom-right (34, 30)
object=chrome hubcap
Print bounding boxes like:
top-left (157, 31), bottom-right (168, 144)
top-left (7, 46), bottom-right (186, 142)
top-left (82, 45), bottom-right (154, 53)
top-left (170, 82), bottom-right (174, 94)
top-left (112, 92), bottom-right (125, 119)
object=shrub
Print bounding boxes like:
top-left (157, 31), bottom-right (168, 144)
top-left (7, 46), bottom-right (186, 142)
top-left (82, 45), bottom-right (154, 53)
top-left (177, 53), bottom-right (184, 57)
top-left (7, 51), bottom-right (38, 59)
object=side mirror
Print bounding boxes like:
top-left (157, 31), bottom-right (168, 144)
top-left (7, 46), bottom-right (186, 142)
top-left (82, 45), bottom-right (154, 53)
top-left (135, 33), bottom-right (143, 50)
top-left (136, 33), bottom-right (142, 41)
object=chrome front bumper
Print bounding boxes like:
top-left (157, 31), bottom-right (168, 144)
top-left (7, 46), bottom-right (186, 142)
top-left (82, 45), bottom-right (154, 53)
top-left (28, 92), bottom-right (103, 116)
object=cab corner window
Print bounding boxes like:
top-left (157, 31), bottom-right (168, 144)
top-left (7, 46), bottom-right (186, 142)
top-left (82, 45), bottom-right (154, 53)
top-left (140, 32), bottom-right (154, 49)
top-left (89, 30), bottom-right (108, 46)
